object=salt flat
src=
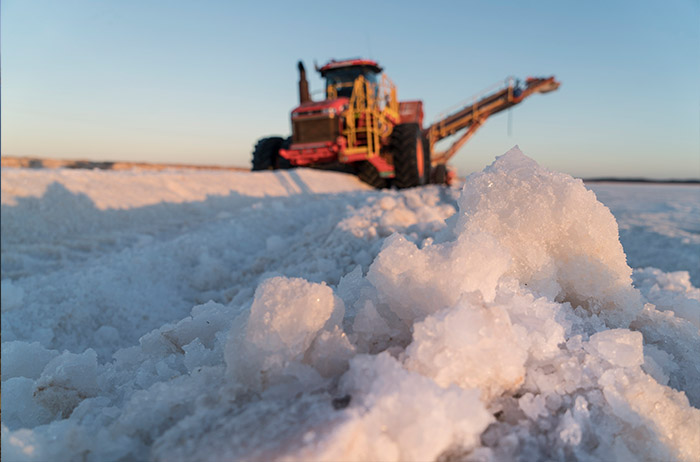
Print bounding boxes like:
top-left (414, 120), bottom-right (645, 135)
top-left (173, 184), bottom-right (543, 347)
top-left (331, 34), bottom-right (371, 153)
top-left (2, 148), bottom-right (699, 461)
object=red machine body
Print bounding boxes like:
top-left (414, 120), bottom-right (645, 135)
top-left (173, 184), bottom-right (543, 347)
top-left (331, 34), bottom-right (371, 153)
top-left (281, 97), bottom-right (351, 165)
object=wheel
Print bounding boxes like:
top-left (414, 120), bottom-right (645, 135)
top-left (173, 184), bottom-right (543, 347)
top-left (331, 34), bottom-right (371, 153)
top-left (251, 137), bottom-right (284, 171)
top-left (389, 123), bottom-right (425, 189)
top-left (276, 137), bottom-right (293, 169)
top-left (433, 164), bottom-right (447, 185)
top-left (422, 135), bottom-right (432, 185)
top-left (356, 161), bottom-right (387, 189)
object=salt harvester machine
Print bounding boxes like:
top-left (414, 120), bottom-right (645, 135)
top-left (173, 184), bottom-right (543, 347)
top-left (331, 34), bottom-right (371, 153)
top-left (252, 58), bottom-right (560, 188)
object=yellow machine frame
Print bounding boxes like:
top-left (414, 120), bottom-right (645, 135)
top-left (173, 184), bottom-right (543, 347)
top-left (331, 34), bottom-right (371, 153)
top-left (327, 74), bottom-right (399, 159)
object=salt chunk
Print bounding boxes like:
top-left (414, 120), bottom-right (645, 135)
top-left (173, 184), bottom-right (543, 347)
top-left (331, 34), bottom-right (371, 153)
top-left (183, 338), bottom-right (218, 373)
top-left (225, 277), bottom-right (344, 391)
top-left (367, 232), bottom-right (510, 326)
top-left (336, 265), bottom-right (366, 318)
top-left (546, 393), bottom-right (563, 412)
top-left (1, 341), bottom-right (59, 380)
top-left (33, 349), bottom-right (100, 418)
top-left (307, 326), bottom-right (356, 377)
top-left (455, 146), bottom-right (642, 325)
top-left (245, 277), bottom-right (344, 354)
top-left (573, 395), bottom-right (590, 419)
top-left (586, 329), bottom-right (643, 368)
top-left (498, 290), bottom-right (567, 362)
top-left (2, 377), bottom-right (54, 429)
top-left (634, 268), bottom-right (700, 328)
top-left (558, 410), bottom-right (582, 446)
top-left (352, 299), bottom-right (393, 351)
top-left (405, 298), bottom-right (527, 399)
top-left (519, 393), bottom-right (548, 420)
top-left (599, 368), bottom-right (700, 460)
top-left (642, 344), bottom-right (678, 386)
top-left (302, 353), bottom-right (493, 462)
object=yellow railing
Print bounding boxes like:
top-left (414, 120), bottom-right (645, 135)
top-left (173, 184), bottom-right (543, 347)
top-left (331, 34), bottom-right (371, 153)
top-left (341, 74), bottom-right (398, 158)
top-left (381, 74), bottom-right (399, 124)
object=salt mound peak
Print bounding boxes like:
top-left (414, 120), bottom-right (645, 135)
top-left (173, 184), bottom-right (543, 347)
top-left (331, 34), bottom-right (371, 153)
top-left (484, 144), bottom-right (541, 176)
top-left (457, 146), bottom-right (642, 325)
top-left (368, 147), bottom-right (641, 331)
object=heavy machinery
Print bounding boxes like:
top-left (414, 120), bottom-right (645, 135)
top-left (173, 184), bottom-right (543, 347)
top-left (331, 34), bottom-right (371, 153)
top-left (252, 58), bottom-right (560, 188)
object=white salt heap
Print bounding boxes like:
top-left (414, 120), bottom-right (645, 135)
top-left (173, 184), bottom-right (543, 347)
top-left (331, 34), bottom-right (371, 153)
top-left (2, 147), bottom-right (699, 461)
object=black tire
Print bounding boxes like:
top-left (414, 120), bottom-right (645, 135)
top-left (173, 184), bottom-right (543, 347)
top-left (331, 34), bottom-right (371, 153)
top-left (356, 161), bottom-right (387, 189)
top-left (277, 137), bottom-right (293, 169)
top-left (251, 137), bottom-right (284, 171)
top-left (390, 123), bottom-right (426, 189)
top-left (433, 164), bottom-right (447, 185)
top-left (422, 136), bottom-right (432, 185)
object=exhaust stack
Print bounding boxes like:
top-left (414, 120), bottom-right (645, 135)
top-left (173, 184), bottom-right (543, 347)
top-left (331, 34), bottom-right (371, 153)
top-left (298, 61), bottom-right (311, 104)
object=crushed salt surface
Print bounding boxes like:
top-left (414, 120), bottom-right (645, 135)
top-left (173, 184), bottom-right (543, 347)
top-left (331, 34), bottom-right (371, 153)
top-left (2, 147), bottom-right (699, 461)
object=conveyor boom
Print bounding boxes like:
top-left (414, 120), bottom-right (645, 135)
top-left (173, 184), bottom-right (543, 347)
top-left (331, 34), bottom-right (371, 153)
top-left (426, 76), bottom-right (560, 164)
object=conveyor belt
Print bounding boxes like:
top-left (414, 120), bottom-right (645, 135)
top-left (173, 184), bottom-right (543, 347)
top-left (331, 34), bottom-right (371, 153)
top-left (425, 76), bottom-right (560, 164)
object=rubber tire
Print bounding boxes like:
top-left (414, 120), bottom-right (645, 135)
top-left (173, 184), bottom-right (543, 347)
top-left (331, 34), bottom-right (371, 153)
top-left (433, 164), bottom-right (447, 185)
top-left (252, 137), bottom-right (284, 171)
top-left (356, 161), bottom-right (387, 189)
top-left (421, 136), bottom-right (432, 185)
top-left (277, 137), bottom-right (293, 169)
top-left (390, 123), bottom-right (424, 189)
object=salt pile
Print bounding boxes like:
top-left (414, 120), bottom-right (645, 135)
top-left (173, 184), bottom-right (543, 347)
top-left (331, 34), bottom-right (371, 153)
top-left (2, 147), bottom-right (699, 461)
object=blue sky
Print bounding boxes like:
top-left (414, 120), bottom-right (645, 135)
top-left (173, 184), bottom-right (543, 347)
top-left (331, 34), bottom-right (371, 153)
top-left (2, 0), bottom-right (699, 179)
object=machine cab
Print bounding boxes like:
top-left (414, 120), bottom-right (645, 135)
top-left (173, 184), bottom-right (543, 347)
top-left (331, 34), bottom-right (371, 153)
top-left (318, 59), bottom-right (382, 99)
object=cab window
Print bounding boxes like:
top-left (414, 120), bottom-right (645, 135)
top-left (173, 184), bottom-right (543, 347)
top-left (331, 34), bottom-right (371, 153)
top-left (326, 67), bottom-right (379, 98)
